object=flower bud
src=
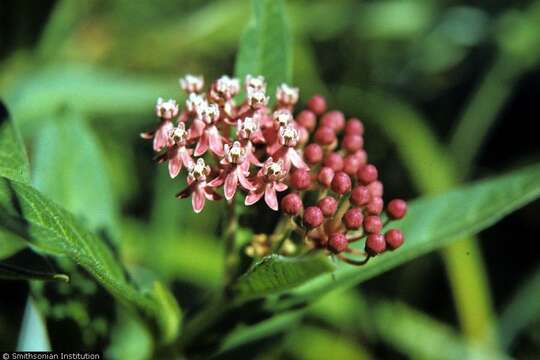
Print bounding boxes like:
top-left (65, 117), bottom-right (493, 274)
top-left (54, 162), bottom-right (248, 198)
top-left (352, 149), bottom-right (368, 166)
top-left (318, 196), bottom-right (338, 217)
top-left (366, 196), bottom-right (384, 215)
top-left (329, 232), bottom-right (348, 254)
top-left (304, 143), bottom-right (323, 164)
top-left (350, 186), bottom-right (370, 206)
top-left (363, 215), bottom-right (382, 234)
top-left (321, 111), bottom-right (345, 132)
top-left (367, 181), bottom-right (383, 198)
top-left (307, 95), bottom-right (327, 115)
top-left (345, 118), bottom-right (364, 135)
top-left (387, 199), bottom-right (407, 220)
top-left (296, 110), bottom-right (317, 131)
top-left (303, 206), bottom-right (324, 228)
top-left (385, 229), bottom-right (404, 250)
top-left (343, 154), bottom-right (361, 176)
top-left (342, 134), bottom-right (364, 153)
top-left (343, 208), bottom-right (363, 230)
top-left (314, 126), bottom-right (336, 145)
top-left (317, 167), bottom-right (335, 187)
top-left (324, 152), bottom-right (344, 172)
top-left (357, 164), bottom-right (378, 185)
top-left (366, 234), bottom-right (386, 255)
top-left (281, 193), bottom-right (303, 216)
top-left (331, 172), bottom-right (352, 195)
top-left (290, 168), bottom-right (312, 190)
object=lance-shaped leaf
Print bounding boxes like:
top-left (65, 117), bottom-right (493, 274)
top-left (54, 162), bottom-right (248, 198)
top-left (268, 163), bottom-right (540, 310)
top-left (0, 102), bottom-right (30, 183)
top-left (235, 0), bottom-right (292, 95)
top-left (0, 102), bottom-right (180, 343)
top-left (232, 253), bottom-right (336, 300)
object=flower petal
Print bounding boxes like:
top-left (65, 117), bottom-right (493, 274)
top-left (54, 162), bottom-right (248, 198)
top-left (245, 189), bottom-right (264, 206)
top-left (275, 182), bottom-right (288, 192)
top-left (208, 127), bottom-right (225, 156)
top-left (224, 172), bottom-right (238, 200)
top-left (237, 168), bottom-right (256, 191)
top-left (154, 121), bottom-right (173, 151)
top-left (192, 189), bottom-right (206, 213)
top-left (288, 148), bottom-right (308, 170)
top-left (179, 148), bottom-right (194, 168)
top-left (264, 184), bottom-right (278, 211)
top-left (194, 132), bottom-right (209, 156)
top-left (168, 151), bottom-right (182, 178)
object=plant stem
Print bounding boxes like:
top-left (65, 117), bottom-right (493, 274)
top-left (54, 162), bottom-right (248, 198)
top-left (223, 200), bottom-right (238, 286)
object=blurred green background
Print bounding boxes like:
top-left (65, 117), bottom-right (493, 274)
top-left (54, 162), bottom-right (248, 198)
top-left (1, 0), bottom-right (540, 358)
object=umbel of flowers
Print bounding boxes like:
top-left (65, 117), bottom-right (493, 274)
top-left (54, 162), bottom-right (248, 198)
top-left (142, 74), bottom-right (407, 264)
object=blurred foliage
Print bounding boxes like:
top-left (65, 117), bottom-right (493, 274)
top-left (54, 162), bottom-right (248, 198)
top-left (1, 0), bottom-right (540, 358)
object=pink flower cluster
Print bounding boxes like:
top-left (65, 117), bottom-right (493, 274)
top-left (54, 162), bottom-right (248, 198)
top-left (142, 74), bottom-right (307, 213)
top-left (142, 74), bottom-right (407, 261)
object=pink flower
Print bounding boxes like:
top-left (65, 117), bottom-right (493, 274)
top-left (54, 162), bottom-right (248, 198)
top-left (140, 98), bottom-right (178, 151)
top-left (271, 124), bottom-right (309, 171)
top-left (245, 158), bottom-right (288, 211)
top-left (193, 102), bottom-right (225, 156)
top-left (208, 142), bottom-right (256, 200)
top-left (165, 123), bottom-right (193, 178)
top-left (177, 158), bottom-right (221, 213)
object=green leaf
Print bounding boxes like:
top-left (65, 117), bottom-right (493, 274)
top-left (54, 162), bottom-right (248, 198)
top-left (32, 110), bottom-right (118, 235)
top-left (272, 163), bottom-right (540, 310)
top-left (0, 177), bottom-right (181, 342)
top-left (17, 297), bottom-right (51, 352)
top-left (235, 0), bottom-right (291, 95)
top-left (372, 301), bottom-right (509, 360)
top-left (2, 64), bottom-right (176, 134)
top-left (232, 252), bottom-right (336, 299)
top-left (0, 102), bottom-right (30, 183)
top-left (0, 229), bottom-right (26, 259)
top-left (499, 263), bottom-right (540, 349)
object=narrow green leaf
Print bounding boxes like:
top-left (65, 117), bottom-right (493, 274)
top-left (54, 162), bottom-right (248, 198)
top-left (372, 301), bottom-right (509, 360)
top-left (0, 177), bottom-right (181, 343)
top-left (0, 102), bottom-right (30, 183)
top-left (32, 110), bottom-right (118, 235)
top-left (235, 0), bottom-right (291, 95)
top-left (499, 263), bottom-right (540, 349)
top-left (272, 164), bottom-right (540, 310)
top-left (0, 229), bottom-right (26, 259)
top-left (3, 65), bottom-right (176, 134)
top-left (233, 252), bottom-right (336, 299)
top-left (17, 297), bottom-right (52, 352)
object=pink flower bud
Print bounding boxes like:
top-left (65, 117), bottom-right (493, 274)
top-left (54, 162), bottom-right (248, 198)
top-left (345, 118), bottom-right (364, 135)
top-left (367, 181), bottom-right (384, 198)
top-left (385, 229), bottom-right (404, 250)
top-left (281, 193), bottom-right (303, 216)
top-left (357, 164), bottom-right (378, 185)
top-left (363, 215), bottom-right (382, 234)
top-left (343, 208), bottom-right (363, 230)
top-left (324, 152), bottom-right (344, 172)
top-left (314, 126), bottom-right (336, 145)
top-left (366, 234), bottom-right (386, 255)
top-left (304, 143), bottom-right (323, 164)
top-left (366, 196), bottom-right (384, 215)
top-left (352, 149), bottom-right (368, 166)
top-left (317, 167), bottom-right (335, 187)
top-left (343, 154), bottom-right (361, 176)
top-left (387, 199), bottom-right (407, 220)
top-left (296, 110), bottom-right (317, 131)
top-left (320, 111), bottom-right (345, 132)
top-left (303, 206), bottom-right (324, 228)
top-left (342, 134), bottom-right (364, 153)
top-left (290, 168), bottom-right (312, 190)
top-left (331, 172), bottom-right (352, 195)
top-left (350, 186), bottom-right (370, 206)
top-left (307, 95), bottom-right (327, 115)
top-left (317, 196), bottom-right (338, 217)
top-left (329, 232), bottom-right (348, 254)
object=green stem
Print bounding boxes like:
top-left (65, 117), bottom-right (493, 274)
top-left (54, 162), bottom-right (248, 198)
top-left (223, 200), bottom-right (238, 286)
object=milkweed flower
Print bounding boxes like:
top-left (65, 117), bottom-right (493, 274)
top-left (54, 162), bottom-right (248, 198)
top-left (142, 74), bottom-right (407, 263)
